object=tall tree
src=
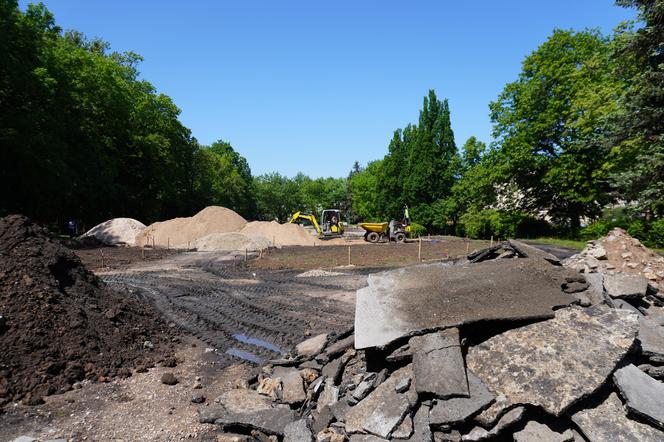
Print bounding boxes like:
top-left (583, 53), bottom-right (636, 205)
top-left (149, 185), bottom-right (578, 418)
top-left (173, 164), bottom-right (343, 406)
top-left (490, 29), bottom-right (626, 228)
top-left (609, 0), bottom-right (664, 216)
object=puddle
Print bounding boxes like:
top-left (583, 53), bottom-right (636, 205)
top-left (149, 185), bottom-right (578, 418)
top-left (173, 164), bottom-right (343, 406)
top-left (233, 334), bottom-right (285, 354)
top-left (225, 348), bottom-right (263, 364)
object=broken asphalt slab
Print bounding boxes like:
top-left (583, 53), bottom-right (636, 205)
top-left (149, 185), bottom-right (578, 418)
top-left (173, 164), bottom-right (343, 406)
top-left (603, 272), bottom-right (649, 299)
top-left (638, 316), bottom-right (664, 359)
top-left (461, 406), bottom-right (525, 441)
top-left (429, 370), bottom-right (495, 425)
top-left (199, 406), bottom-right (296, 436)
top-left (466, 307), bottom-right (638, 416)
top-left (411, 328), bottom-right (468, 398)
top-left (512, 421), bottom-right (574, 442)
top-left (572, 392), bottom-right (664, 442)
top-left (355, 259), bottom-right (578, 349)
top-left (614, 364), bottom-right (664, 430)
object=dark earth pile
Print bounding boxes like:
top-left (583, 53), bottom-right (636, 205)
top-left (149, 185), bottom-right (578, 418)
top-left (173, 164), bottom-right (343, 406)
top-left (0, 215), bottom-right (175, 406)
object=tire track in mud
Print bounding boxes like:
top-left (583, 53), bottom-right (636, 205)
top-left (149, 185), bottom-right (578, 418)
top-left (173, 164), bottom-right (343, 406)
top-left (103, 262), bottom-right (360, 366)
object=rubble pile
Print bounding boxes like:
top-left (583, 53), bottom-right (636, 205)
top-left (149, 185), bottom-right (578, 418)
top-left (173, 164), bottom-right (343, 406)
top-left (201, 235), bottom-right (664, 441)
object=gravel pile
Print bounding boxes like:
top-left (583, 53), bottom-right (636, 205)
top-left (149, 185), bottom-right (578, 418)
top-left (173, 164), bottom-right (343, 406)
top-left (192, 232), bottom-right (271, 252)
top-left (82, 217), bottom-right (146, 246)
top-left (136, 206), bottom-right (247, 248)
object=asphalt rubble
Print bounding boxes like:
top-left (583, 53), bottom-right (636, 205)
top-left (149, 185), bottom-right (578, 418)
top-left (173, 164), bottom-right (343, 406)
top-left (198, 229), bottom-right (664, 441)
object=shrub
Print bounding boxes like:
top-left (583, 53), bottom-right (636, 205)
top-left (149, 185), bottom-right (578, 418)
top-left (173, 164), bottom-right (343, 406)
top-left (408, 222), bottom-right (427, 238)
top-left (579, 220), bottom-right (614, 240)
top-left (647, 218), bottom-right (664, 248)
top-left (458, 210), bottom-right (550, 239)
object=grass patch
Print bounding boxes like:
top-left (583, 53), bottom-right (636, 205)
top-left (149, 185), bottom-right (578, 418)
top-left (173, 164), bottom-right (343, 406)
top-left (524, 237), bottom-right (586, 249)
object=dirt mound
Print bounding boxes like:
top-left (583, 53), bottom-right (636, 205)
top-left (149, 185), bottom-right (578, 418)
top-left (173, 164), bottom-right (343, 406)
top-left (567, 228), bottom-right (664, 290)
top-left (193, 232), bottom-right (271, 252)
top-left (0, 215), bottom-right (174, 406)
top-left (240, 221), bottom-right (315, 246)
top-left (82, 217), bottom-right (146, 246)
top-left (137, 206), bottom-right (247, 248)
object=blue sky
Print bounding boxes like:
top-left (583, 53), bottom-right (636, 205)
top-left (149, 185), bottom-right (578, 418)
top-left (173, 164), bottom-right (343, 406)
top-left (20, 1), bottom-right (636, 178)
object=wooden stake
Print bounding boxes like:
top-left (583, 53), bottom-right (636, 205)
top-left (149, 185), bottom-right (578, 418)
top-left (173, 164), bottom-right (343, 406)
top-left (418, 237), bottom-right (422, 261)
top-left (245, 248), bottom-right (248, 263)
top-left (141, 246), bottom-right (145, 259)
top-left (466, 238), bottom-right (470, 253)
top-left (152, 236), bottom-right (155, 249)
top-left (167, 237), bottom-right (170, 250)
top-left (348, 245), bottom-right (351, 266)
top-left (100, 248), bottom-right (105, 268)
top-left (490, 235), bottom-right (494, 248)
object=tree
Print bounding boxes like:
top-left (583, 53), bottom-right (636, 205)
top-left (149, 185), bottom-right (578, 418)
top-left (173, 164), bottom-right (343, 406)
top-left (461, 136), bottom-right (487, 168)
top-left (609, 0), bottom-right (664, 217)
top-left (489, 29), bottom-right (626, 228)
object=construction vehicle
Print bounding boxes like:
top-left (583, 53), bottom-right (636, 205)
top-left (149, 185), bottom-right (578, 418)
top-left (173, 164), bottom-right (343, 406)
top-left (288, 209), bottom-right (344, 238)
top-left (358, 205), bottom-right (412, 243)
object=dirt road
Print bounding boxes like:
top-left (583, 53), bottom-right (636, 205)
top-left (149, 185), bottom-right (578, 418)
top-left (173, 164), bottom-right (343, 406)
top-left (100, 252), bottom-right (366, 366)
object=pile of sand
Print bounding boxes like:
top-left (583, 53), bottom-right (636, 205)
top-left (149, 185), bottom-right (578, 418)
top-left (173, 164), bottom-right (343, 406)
top-left (240, 221), bottom-right (316, 246)
top-left (82, 218), bottom-right (146, 246)
top-left (136, 206), bottom-right (247, 248)
top-left (192, 232), bottom-right (271, 252)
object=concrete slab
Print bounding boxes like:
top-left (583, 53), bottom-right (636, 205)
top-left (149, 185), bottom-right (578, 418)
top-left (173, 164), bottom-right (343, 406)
top-left (345, 365), bottom-right (413, 435)
top-left (297, 333), bottom-right (328, 357)
top-left (614, 364), bottom-right (664, 429)
top-left (467, 307), bottom-right (638, 416)
top-left (604, 272), bottom-right (649, 299)
top-left (411, 329), bottom-right (468, 398)
top-left (639, 316), bottom-right (664, 358)
top-left (572, 393), bottom-right (664, 442)
top-left (461, 406), bottom-right (524, 441)
top-left (513, 421), bottom-right (574, 442)
top-left (284, 419), bottom-right (314, 442)
top-left (200, 407), bottom-right (296, 436)
top-left (355, 259), bottom-right (577, 349)
top-left (429, 371), bottom-right (495, 425)
top-left (274, 367), bottom-right (306, 404)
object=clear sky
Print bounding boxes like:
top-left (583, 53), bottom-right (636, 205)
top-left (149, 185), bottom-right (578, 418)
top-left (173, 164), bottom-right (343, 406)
top-left (20, 1), bottom-right (636, 178)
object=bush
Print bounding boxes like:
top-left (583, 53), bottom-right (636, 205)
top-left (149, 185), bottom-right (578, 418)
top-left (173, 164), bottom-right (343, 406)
top-left (458, 210), bottom-right (550, 240)
top-left (579, 220), bottom-right (615, 241)
top-left (647, 218), bottom-right (664, 248)
top-left (409, 222), bottom-right (427, 238)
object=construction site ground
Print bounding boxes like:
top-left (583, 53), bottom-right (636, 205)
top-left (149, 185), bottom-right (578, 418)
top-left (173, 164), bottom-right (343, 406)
top-left (1, 237), bottom-right (580, 441)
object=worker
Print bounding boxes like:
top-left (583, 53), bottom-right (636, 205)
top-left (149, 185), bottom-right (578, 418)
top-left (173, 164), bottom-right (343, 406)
top-left (330, 214), bottom-right (338, 227)
top-left (67, 219), bottom-right (77, 238)
top-left (403, 205), bottom-right (411, 226)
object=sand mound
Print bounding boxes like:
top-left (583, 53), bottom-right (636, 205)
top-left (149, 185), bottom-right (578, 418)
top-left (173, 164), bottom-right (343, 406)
top-left (240, 221), bottom-right (316, 246)
top-left (82, 217), bottom-right (146, 246)
top-left (567, 228), bottom-right (664, 290)
top-left (0, 215), bottom-right (174, 406)
top-left (137, 206), bottom-right (247, 248)
top-left (193, 232), bottom-right (271, 252)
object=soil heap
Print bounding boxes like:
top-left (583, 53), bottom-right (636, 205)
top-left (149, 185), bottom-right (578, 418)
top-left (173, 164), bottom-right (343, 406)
top-left (192, 232), bottom-right (271, 252)
top-left (82, 217), bottom-right (146, 246)
top-left (136, 206), bottom-right (247, 248)
top-left (240, 221), bottom-right (315, 246)
top-left (0, 215), bottom-right (174, 406)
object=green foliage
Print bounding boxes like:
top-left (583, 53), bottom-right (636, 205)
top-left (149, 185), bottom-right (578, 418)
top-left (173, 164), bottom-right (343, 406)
top-left (408, 222), bottom-right (427, 238)
top-left (489, 29), bottom-right (626, 228)
top-left (648, 219), bottom-right (664, 248)
top-left (0, 1), bottom-right (254, 227)
top-left (459, 210), bottom-right (550, 240)
top-left (579, 220), bottom-right (615, 241)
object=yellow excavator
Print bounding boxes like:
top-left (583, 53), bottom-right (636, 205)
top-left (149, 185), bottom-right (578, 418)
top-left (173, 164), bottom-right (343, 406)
top-left (288, 209), bottom-right (344, 238)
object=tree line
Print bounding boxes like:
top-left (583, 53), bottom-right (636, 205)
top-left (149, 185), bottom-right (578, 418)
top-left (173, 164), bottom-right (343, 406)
top-left (1, 0), bottom-right (662, 247)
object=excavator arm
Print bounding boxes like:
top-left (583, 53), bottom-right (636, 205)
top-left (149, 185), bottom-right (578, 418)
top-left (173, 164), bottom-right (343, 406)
top-left (288, 211), bottom-right (322, 235)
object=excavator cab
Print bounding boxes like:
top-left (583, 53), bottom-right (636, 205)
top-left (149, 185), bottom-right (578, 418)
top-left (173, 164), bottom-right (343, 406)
top-left (321, 209), bottom-right (344, 236)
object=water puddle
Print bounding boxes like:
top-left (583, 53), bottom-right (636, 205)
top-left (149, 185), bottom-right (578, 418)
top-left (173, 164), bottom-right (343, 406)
top-left (225, 348), bottom-right (263, 364)
top-left (233, 334), bottom-right (285, 354)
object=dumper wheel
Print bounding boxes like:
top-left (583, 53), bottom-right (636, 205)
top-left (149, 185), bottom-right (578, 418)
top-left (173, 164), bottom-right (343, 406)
top-left (367, 232), bottom-right (380, 243)
top-left (395, 232), bottom-right (406, 243)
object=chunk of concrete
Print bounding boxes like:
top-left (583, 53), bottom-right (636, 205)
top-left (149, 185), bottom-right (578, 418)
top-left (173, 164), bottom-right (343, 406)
top-left (297, 334), bottom-right (328, 357)
top-left (392, 414), bottom-right (414, 439)
top-left (325, 334), bottom-right (355, 358)
top-left (349, 435), bottom-right (388, 442)
top-left (274, 367), bottom-right (306, 404)
top-left (572, 392), bottom-right (664, 442)
top-left (513, 421), bottom-right (574, 442)
top-left (429, 371), bottom-right (495, 425)
top-left (284, 419), bottom-right (314, 442)
top-left (411, 329), bottom-right (468, 398)
top-left (345, 365), bottom-right (413, 435)
top-left (353, 373), bottom-right (377, 401)
top-left (467, 307), bottom-right (638, 416)
top-left (472, 394), bottom-right (511, 428)
top-left (604, 273), bottom-right (649, 299)
top-left (215, 388), bottom-right (273, 412)
top-left (355, 259), bottom-right (577, 349)
top-left (317, 380), bottom-right (339, 411)
top-left (200, 407), bottom-right (296, 436)
top-left (639, 316), bottom-right (664, 359)
top-left (614, 364), bottom-right (664, 429)
top-left (583, 272), bottom-right (607, 306)
top-left (408, 403), bottom-right (433, 442)
top-left (461, 406), bottom-right (524, 441)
